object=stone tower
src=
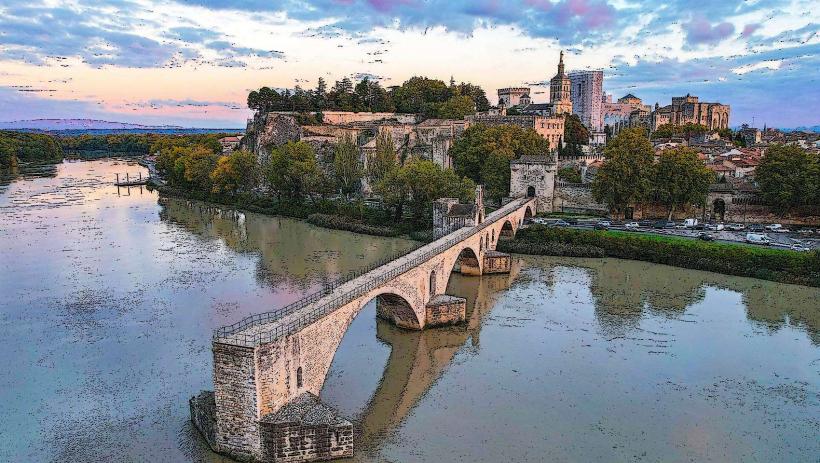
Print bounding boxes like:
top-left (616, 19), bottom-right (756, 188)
top-left (549, 51), bottom-right (573, 115)
top-left (509, 155), bottom-right (556, 213)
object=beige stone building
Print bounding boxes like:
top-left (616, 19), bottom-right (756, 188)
top-left (651, 94), bottom-right (730, 131)
top-left (549, 51), bottom-right (573, 116)
top-left (602, 93), bottom-right (652, 135)
top-left (497, 87), bottom-right (531, 107)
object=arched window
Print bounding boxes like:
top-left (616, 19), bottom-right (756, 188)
top-left (429, 270), bottom-right (436, 297)
top-left (296, 367), bottom-right (303, 388)
top-left (492, 229), bottom-right (495, 242)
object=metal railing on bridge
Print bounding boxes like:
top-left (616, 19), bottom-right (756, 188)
top-left (213, 197), bottom-right (532, 347)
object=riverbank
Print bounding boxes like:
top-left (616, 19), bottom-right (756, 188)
top-left (497, 225), bottom-right (820, 287)
top-left (152, 184), bottom-right (433, 241)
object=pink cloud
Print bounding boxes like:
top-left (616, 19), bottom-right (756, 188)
top-left (553, 0), bottom-right (615, 29)
top-left (366, 0), bottom-right (413, 12)
top-left (742, 23), bottom-right (761, 36)
top-left (685, 16), bottom-right (735, 45)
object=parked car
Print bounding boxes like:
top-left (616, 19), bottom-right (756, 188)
top-left (745, 233), bottom-right (770, 245)
top-left (532, 217), bottom-right (550, 225)
top-left (747, 224), bottom-right (765, 232)
top-left (766, 223), bottom-right (790, 233)
top-left (790, 243), bottom-right (811, 252)
top-left (692, 223), bottom-right (706, 230)
top-left (697, 232), bottom-right (715, 241)
top-left (550, 220), bottom-right (570, 227)
top-left (705, 223), bottom-right (725, 231)
top-left (654, 220), bottom-right (676, 229)
top-left (727, 223), bottom-right (745, 231)
top-left (638, 219), bottom-right (654, 228)
top-left (624, 222), bottom-right (640, 230)
top-left (594, 221), bottom-right (610, 230)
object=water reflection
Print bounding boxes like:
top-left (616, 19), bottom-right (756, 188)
top-left (535, 257), bottom-right (819, 344)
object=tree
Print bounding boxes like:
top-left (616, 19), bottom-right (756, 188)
top-left (756, 144), bottom-right (820, 213)
top-left (592, 128), bottom-right (654, 217)
top-left (265, 141), bottom-right (322, 198)
top-left (436, 95), bottom-right (476, 119)
top-left (450, 124), bottom-right (550, 201)
top-left (456, 82), bottom-right (490, 111)
top-left (333, 134), bottom-right (362, 196)
top-left (563, 114), bottom-right (590, 145)
top-left (390, 76), bottom-right (450, 116)
top-left (557, 166), bottom-right (582, 183)
top-left (653, 147), bottom-right (714, 220)
top-left (367, 130), bottom-right (397, 185)
top-left (210, 150), bottom-right (258, 194)
top-left (178, 146), bottom-right (219, 191)
top-left (376, 158), bottom-right (474, 223)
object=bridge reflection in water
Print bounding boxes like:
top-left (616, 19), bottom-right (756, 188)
top-left (334, 262), bottom-right (521, 456)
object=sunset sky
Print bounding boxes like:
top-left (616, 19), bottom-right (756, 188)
top-left (0, 0), bottom-right (817, 128)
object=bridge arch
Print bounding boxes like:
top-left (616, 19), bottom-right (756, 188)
top-left (500, 219), bottom-right (515, 238)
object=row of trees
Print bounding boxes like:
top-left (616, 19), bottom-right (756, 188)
top-left (247, 76), bottom-right (490, 119)
top-left (592, 128), bottom-right (715, 219)
top-left (0, 131), bottom-right (62, 169)
top-left (59, 133), bottom-right (236, 155)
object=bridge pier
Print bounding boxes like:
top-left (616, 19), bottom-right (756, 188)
top-left (425, 294), bottom-right (467, 327)
top-left (482, 250), bottom-right (512, 274)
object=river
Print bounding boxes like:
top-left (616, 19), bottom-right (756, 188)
top-left (1, 159), bottom-right (818, 462)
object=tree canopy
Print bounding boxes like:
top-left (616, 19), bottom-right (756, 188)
top-left (592, 128), bottom-right (654, 216)
top-left (756, 144), bottom-right (820, 214)
top-left (246, 75), bottom-right (489, 119)
top-left (450, 124), bottom-right (550, 201)
top-left (653, 147), bottom-right (714, 219)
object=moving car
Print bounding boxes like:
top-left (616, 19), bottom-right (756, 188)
top-left (624, 222), bottom-right (640, 230)
top-left (638, 219), bottom-right (654, 227)
top-left (697, 232), bottom-right (715, 241)
top-left (654, 220), bottom-right (676, 229)
top-left (727, 223), bottom-right (745, 231)
top-left (594, 221), bottom-right (610, 230)
top-left (745, 233), bottom-right (770, 245)
top-left (705, 223), bottom-right (725, 231)
top-left (747, 224), bottom-right (765, 232)
top-left (550, 220), bottom-right (570, 227)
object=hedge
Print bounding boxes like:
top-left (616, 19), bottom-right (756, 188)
top-left (498, 225), bottom-right (820, 287)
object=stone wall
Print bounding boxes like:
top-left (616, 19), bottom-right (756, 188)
top-left (213, 343), bottom-right (260, 461)
top-left (509, 159), bottom-right (556, 212)
top-left (190, 391), bottom-right (218, 450)
top-left (424, 295), bottom-right (466, 327)
top-left (242, 113), bottom-right (302, 163)
top-left (553, 182), bottom-right (607, 214)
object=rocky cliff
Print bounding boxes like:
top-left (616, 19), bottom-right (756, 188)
top-left (241, 113), bottom-right (302, 162)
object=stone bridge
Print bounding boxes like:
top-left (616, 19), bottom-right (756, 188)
top-left (191, 196), bottom-right (536, 462)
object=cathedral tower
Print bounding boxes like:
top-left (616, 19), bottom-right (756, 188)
top-left (549, 51), bottom-right (572, 115)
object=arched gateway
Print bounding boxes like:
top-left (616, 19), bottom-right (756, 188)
top-left (192, 196), bottom-right (537, 463)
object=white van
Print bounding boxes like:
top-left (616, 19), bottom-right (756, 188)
top-left (745, 233), bottom-right (770, 245)
top-left (684, 218), bottom-right (699, 228)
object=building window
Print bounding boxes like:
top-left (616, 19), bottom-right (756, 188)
top-left (296, 367), bottom-right (303, 388)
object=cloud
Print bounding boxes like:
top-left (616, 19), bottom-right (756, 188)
top-left (684, 16), bottom-right (735, 45)
top-left (741, 23), bottom-right (761, 37)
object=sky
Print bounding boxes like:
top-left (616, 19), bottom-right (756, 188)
top-left (0, 0), bottom-right (817, 128)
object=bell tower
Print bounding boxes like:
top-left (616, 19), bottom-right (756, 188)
top-left (549, 51), bottom-right (572, 115)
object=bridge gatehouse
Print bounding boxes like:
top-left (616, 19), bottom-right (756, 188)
top-left (191, 194), bottom-right (536, 462)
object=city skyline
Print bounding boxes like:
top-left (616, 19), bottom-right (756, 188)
top-left (0, 0), bottom-right (817, 128)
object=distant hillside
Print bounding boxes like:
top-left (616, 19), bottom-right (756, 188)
top-left (783, 125), bottom-right (820, 133)
top-left (0, 119), bottom-right (183, 130)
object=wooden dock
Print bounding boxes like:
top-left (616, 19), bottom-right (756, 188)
top-left (115, 172), bottom-right (149, 186)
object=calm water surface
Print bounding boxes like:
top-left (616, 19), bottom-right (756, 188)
top-left (1, 160), bottom-right (818, 462)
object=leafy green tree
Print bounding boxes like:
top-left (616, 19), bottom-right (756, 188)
top-left (557, 166), bottom-right (582, 183)
top-left (210, 150), bottom-right (258, 194)
top-left (756, 144), bottom-right (820, 213)
top-left (455, 82), bottom-right (490, 111)
top-left (436, 95), bottom-right (476, 119)
top-left (653, 147), bottom-right (715, 220)
top-left (265, 141), bottom-right (322, 199)
top-left (390, 76), bottom-right (450, 116)
top-left (177, 146), bottom-right (218, 191)
top-left (651, 123), bottom-right (676, 139)
top-left (450, 124), bottom-right (549, 201)
top-left (563, 114), bottom-right (590, 145)
top-left (367, 131), bottom-right (397, 185)
top-left (592, 128), bottom-right (654, 217)
top-left (333, 134), bottom-right (362, 196)
top-left (0, 137), bottom-right (18, 169)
